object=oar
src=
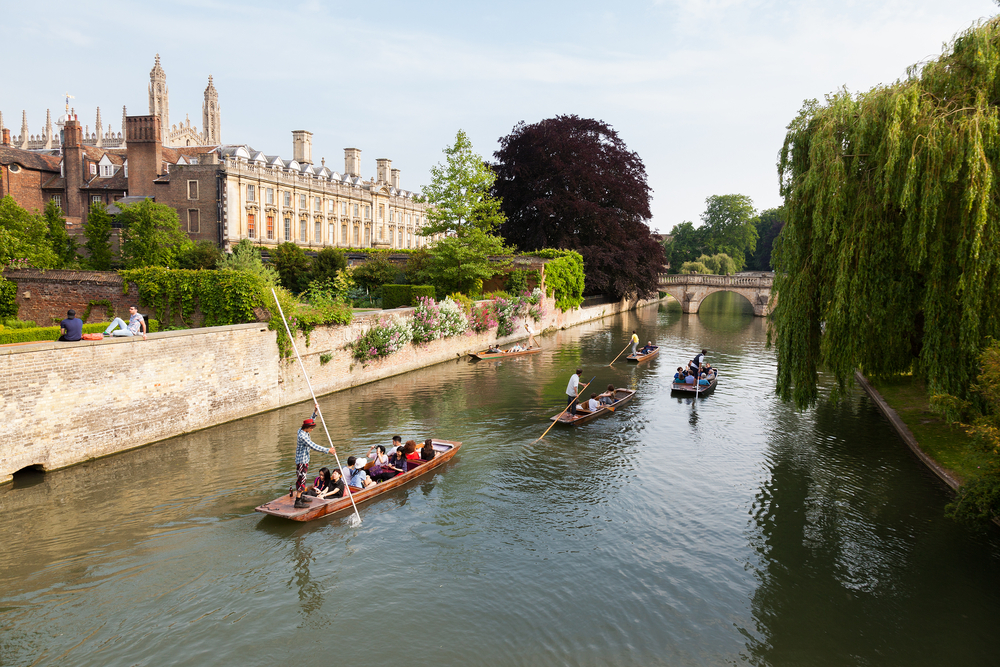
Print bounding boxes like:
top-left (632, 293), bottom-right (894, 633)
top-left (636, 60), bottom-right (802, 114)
top-left (608, 343), bottom-right (632, 366)
top-left (271, 288), bottom-right (363, 527)
top-left (536, 376), bottom-right (596, 442)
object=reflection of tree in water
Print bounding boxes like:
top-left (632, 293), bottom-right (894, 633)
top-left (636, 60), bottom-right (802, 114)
top-left (739, 393), bottom-right (993, 666)
top-left (697, 291), bottom-right (755, 335)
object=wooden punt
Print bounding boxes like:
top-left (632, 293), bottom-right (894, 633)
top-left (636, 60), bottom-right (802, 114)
top-left (670, 372), bottom-right (719, 396)
top-left (254, 439), bottom-right (462, 522)
top-left (469, 346), bottom-right (542, 361)
top-left (626, 345), bottom-right (660, 362)
top-left (549, 388), bottom-right (636, 426)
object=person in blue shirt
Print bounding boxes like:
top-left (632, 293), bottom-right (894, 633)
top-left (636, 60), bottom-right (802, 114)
top-left (698, 373), bottom-right (711, 386)
top-left (343, 456), bottom-right (375, 490)
top-left (58, 309), bottom-right (83, 342)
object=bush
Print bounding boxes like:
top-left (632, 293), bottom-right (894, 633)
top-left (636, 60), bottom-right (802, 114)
top-left (352, 253), bottom-right (398, 291)
top-left (0, 320), bottom-right (160, 345)
top-left (382, 285), bottom-right (412, 310)
top-left (468, 302), bottom-right (497, 333)
top-left (540, 250), bottom-right (585, 311)
top-left (0, 277), bottom-right (17, 320)
top-left (505, 269), bottom-right (531, 295)
top-left (411, 296), bottom-right (443, 344)
top-left (271, 242), bottom-right (312, 293)
top-left (447, 292), bottom-right (473, 315)
top-left (178, 241), bottom-right (223, 270)
top-left (411, 285), bottom-right (435, 302)
top-left (350, 316), bottom-right (412, 364)
top-left (680, 261), bottom-right (712, 274)
top-left (311, 247), bottom-right (348, 284)
top-left (2, 318), bottom-right (36, 329)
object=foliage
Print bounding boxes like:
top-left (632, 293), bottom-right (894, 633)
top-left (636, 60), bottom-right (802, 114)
top-left (218, 239), bottom-right (279, 288)
top-left (310, 247), bottom-right (348, 284)
top-left (447, 292), bottom-right (473, 315)
top-left (350, 315), bottom-right (412, 364)
top-left (83, 202), bottom-right (115, 270)
top-left (421, 232), bottom-right (510, 298)
top-left (505, 269), bottom-right (532, 295)
top-left (943, 341), bottom-right (1000, 524)
top-left (269, 242), bottom-right (311, 293)
top-left (0, 277), bottom-right (16, 320)
top-left (662, 221), bottom-right (708, 273)
top-left (699, 195), bottom-right (757, 272)
top-left (746, 207), bottom-right (785, 271)
top-left (438, 297), bottom-right (469, 337)
top-left (525, 287), bottom-right (545, 322)
top-left (491, 296), bottom-right (522, 337)
top-left (695, 253), bottom-right (737, 275)
top-left (404, 249), bottom-right (433, 284)
top-left (680, 261), bottom-right (712, 274)
top-left (0, 321), bottom-right (164, 346)
top-left (120, 267), bottom-right (265, 328)
top-left (411, 285), bottom-right (436, 302)
top-left (319, 352), bottom-right (333, 365)
top-left (382, 284), bottom-right (413, 310)
top-left (772, 18), bottom-right (1000, 408)
top-left (468, 302), bottom-right (497, 333)
top-left (118, 199), bottom-right (191, 269)
top-left (352, 253), bottom-right (399, 291)
top-left (0, 195), bottom-right (59, 269)
top-left (419, 129), bottom-right (507, 237)
top-left (177, 240), bottom-right (222, 270)
top-left (410, 296), bottom-right (469, 344)
top-left (1, 318), bottom-right (36, 328)
top-left (44, 200), bottom-right (77, 266)
top-left (539, 250), bottom-right (585, 310)
top-left (288, 299), bottom-right (353, 348)
top-left (493, 115), bottom-right (664, 300)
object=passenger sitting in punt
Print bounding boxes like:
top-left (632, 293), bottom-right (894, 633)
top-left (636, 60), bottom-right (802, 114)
top-left (487, 345), bottom-right (502, 354)
top-left (698, 373), bottom-right (711, 386)
top-left (507, 343), bottom-right (524, 353)
top-left (305, 467), bottom-right (344, 499)
top-left (387, 446), bottom-right (408, 473)
top-left (403, 440), bottom-right (421, 461)
top-left (578, 393), bottom-right (601, 413)
top-left (344, 456), bottom-right (376, 489)
top-left (366, 444), bottom-right (397, 483)
top-left (639, 341), bottom-right (655, 354)
top-left (685, 371), bottom-right (696, 385)
top-left (420, 439), bottom-right (436, 461)
top-left (674, 367), bottom-right (686, 383)
top-left (599, 384), bottom-right (616, 405)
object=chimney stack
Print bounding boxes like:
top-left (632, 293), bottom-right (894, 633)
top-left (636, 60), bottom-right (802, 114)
top-left (125, 115), bottom-right (163, 198)
top-left (344, 148), bottom-right (361, 178)
top-left (2, 129), bottom-right (9, 146)
top-left (391, 168), bottom-right (401, 190)
top-left (63, 117), bottom-right (84, 219)
top-left (292, 130), bottom-right (312, 165)
top-left (376, 158), bottom-right (391, 184)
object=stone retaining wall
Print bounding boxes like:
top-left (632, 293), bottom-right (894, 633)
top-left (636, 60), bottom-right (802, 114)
top-left (0, 294), bottom-right (661, 483)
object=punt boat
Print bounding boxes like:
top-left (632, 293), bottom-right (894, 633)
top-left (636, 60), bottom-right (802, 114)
top-left (626, 345), bottom-right (660, 362)
top-left (255, 439), bottom-right (462, 521)
top-left (549, 388), bottom-right (636, 426)
top-left (670, 372), bottom-right (719, 396)
top-left (470, 346), bottom-right (542, 361)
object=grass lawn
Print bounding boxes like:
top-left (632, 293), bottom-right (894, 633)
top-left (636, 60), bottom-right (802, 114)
top-left (871, 375), bottom-right (989, 483)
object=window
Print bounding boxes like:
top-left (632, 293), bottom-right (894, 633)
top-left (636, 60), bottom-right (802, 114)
top-left (379, 204), bottom-right (384, 219)
top-left (315, 220), bottom-right (322, 242)
top-left (247, 213), bottom-right (256, 238)
top-left (266, 188), bottom-right (274, 204)
top-left (52, 194), bottom-right (62, 208)
top-left (365, 205), bottom-right (370, 219)
top-left (90, 163), bottom-right (96, 175)
top-left (300, 219), bottom-right (307, 241)
top-left (92, 195), bottom-right (102, 204)
top-left (341, 201), bottom-right (347, 215)
top-left (315, 197), bottom-right (321, 211)
top-left (267, 215), bottom-right (275, 240)
top-left (364, 227), bottom-right (371, 246)
top-left (247, 185), bottom-right (255, 202)
top-left (353, 203), bottom-right (359, 217)
top-left (389, 229), bottom-right (394, 245)
top-left (300, 194), bottom-right (307, 209)
top-left (188, 209), bottom-right (200, 233)
top-left (284, 191), bottom-right (291, 207)
top-left (378, 226), bottom-right (383, 241)
top-left (408, 233), bottom-right (412, 249)
top-left (389, 209), bottom-right (394, 222)
top-left (187, 180), bottom-right (199, 200)
top-left (329, 223), bottom-right (335, 244)
top-left (329, 200), bottom-right (335, 213)
top-left (284, 218), bottom-right (291, 240)
top-left (102, 164), bottom-right (113, 177)
top-left (342, 224), bottom-right (348, 244)
top-left (353, 226), bottom-right (359, 245)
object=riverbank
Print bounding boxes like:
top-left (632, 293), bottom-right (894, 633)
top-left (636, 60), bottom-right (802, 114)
top-left (855, 372), bottom-right (977, 491)
top-left (0, 294), bottom-right (664, 483)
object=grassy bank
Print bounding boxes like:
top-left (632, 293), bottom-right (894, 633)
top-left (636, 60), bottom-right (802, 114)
top-left (870, 375), bottom-right (986, 483)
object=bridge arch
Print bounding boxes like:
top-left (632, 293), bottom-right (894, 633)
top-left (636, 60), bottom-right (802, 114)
top-left (658, 273), bottom-right (774, 317)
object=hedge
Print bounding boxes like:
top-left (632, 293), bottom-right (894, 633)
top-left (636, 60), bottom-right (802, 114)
top-left (411, 285), bottom-right (435, 302)
top-left (382, 285), bottom-right (412, 310)
top-left (0, 320), bottom-right (160, 346)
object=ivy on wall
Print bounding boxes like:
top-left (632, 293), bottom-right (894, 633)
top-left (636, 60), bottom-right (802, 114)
top-left (80, 299), bottom-right (114, 324)
top-left (120, 267), bottom-right (264, 328)
top-left (529, 250), bottom-right (585, 311)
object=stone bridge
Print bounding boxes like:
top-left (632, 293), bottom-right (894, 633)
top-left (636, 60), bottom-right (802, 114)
top-left (658, 273), bottom-right (774, 316)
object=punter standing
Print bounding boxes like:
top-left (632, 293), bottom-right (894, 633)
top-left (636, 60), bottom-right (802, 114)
top-left (631, 330), bottom-right (639, 356)
top-left (291, 405), bottom-right (337, 509)
top-left (565, 368), bottom-right (582, 416)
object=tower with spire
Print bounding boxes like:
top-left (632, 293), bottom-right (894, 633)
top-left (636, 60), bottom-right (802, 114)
top-left (148, 54), bottom-right (169, 137)
top-left (202, 75), bottom-right (221, 145)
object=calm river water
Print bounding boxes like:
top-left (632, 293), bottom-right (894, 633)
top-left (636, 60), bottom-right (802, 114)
top-left (3, 293), bottom-right (1000, 666)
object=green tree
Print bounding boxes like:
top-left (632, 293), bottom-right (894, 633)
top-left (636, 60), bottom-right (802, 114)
top-left (118, 199), bottom-right (191, 269)
top-left (746, 207), bottom-right (784, 271)
top-left (0, 195), bottom-right (59, 269)
top-left (696, 253), bottom-right (737, 275)
top-left (700, 194), bottom-right (758, 272)
top-left (310, 247), bottom-right (348, 284)
top-left (352, 253), bottom-right (399, 291)
top-left (83, 202), bottom-right (115, 270)
top-left (772, 17), bottom-right (1000, 408)
top-left (218, 239), bottom-right (279, 288)
top-left (44, 200), bottom-right (76, 266)
top-left (662, 221), bottom-right (708, 273)
top-left (270, 242), bottom-right (312, 293)
top-left (419, 130), bottom-right (511, 295)
top-left (178, 240), bottom-right (223, 269)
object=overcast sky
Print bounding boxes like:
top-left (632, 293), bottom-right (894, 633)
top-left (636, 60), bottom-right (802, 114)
top-left (3, 0), bottom-right (995, 232)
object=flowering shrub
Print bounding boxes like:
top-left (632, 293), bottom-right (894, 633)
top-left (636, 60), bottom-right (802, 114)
top-left (438, 298), bottom-right (469, 337)
top-left (525, 288), bottom-right (545, 322)
top-left (468, 303), bottom-right (497, 333)
top-left (411, 296), bottom-right (443, 344)
top-left (351, 316), bottom-right (412, 363)
top-left (492, 296), bottom-right (522, 337)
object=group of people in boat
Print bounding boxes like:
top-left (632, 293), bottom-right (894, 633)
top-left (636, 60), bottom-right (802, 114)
top-left (672, 348), bottom-right (717, 386)
top-left (565, 368), bottom-right (623, 417)
top-left (291, 408), bottom-right (439, 508)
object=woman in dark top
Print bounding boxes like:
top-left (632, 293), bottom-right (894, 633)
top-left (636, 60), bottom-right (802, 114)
top-left (367, 444), bottom-right (397, 482)
top-left (306, 467), bottom-right (343, 498)
top-left (420, 439), bottom-right (436, 461)
top-left (387, 446), bottom-right (407, 474)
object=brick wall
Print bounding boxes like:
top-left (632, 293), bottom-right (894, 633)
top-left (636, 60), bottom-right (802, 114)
top-left (1, 269), bottom-right (136, 326)
top-left (154, 163), bottom-right (223, 246)
top-left (2, 165), bottom-right (50, 214)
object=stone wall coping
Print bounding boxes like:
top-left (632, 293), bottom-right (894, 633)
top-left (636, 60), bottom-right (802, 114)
top-left (2, 268), bottom-right (125, 284)
top-left (0, 322), bottom-right (268, 358)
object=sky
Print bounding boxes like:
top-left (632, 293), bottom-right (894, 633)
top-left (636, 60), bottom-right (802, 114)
top-left (2, 0), bottom-right (996, 232)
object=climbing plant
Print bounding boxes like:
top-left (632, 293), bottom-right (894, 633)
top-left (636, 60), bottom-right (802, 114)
top-left (772, 17), bottom-right (1000, 408)
top-left (532, 249), bottom-right (585, 311)
top-left (120, 267), bottom-right (264, 327)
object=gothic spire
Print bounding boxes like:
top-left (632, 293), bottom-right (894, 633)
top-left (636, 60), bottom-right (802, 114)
top-left (95, 107), bottom-right (103, 147)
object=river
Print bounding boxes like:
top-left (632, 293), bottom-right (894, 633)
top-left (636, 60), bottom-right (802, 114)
top-left (2, 292), bottom-right (999, 666)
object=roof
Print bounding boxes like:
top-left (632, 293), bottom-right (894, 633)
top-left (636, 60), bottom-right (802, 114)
top-left (84, 170), bottom-right (129, 191)
top-left (106, 196), bottom-right (152, 214)
top-left (0, 145), bottom-right (61, 172)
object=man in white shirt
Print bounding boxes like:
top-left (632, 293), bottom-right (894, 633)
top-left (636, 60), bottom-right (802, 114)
top-left (582, 393), bottom-right (601, 412)
top-left (565, 368), bottom-right (582, 416)
top-left (524, 322), bottom-right (539, 349)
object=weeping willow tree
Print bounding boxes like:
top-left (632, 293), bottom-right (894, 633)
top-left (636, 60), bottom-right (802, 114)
top-left (772, 17), bottom-right (1000, 408)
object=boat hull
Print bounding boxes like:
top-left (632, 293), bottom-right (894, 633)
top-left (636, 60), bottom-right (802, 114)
top-left (550, 389), bottom-right (636, 426)
top-left (470, 346), bottom-right (542, 361)
top-left (671, 374), bottom-right (719, 395)
top-left (255, 439), bottom-right (462, 521)
top-left (626, 346), bottom-right (660, 362)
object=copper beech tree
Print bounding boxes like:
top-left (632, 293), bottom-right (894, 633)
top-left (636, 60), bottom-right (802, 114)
top-left (492, 115), bottom-right (665, 300)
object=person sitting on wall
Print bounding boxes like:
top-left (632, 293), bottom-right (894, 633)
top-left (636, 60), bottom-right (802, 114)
top-left (58, 309), bottom-right (83, 342)
top-left (103, 305), bottom-right (147, 340)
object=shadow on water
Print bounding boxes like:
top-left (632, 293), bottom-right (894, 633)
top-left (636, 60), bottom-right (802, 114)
top-left (697, 290), bottom-right (756, 334)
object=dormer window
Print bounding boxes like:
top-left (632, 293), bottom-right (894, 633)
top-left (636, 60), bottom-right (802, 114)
top-left (101, 164), bottom-right (113, 177)
top-left (89, 163), bottom-right (97, 175)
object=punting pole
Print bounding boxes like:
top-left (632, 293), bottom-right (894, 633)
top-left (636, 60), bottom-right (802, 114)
top-left (536, 376), bottom-right (596, 442)
top-left (271, 288), bottom-right (363, 527)
top-left (609, 342), bottom-right (632, 366)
